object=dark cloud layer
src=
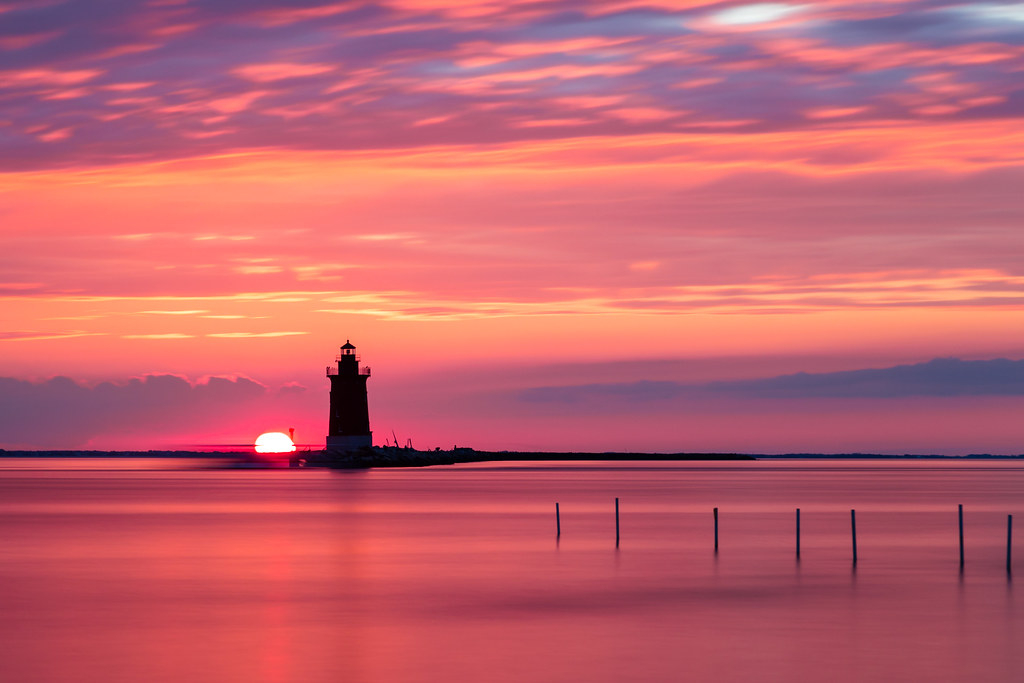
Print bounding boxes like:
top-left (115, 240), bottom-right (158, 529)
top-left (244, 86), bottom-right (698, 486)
top-left (713, 358), bottom-right (1024, 398)
top-left (2, 358), bottom-right (1022, 450)
top-left (0, 374), bottom-right (270, 447)
top-left (521, 357), bottom-right (1024, 405)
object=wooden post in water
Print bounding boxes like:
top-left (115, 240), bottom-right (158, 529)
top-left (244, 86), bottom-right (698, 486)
top-left (714, 507), bottom-right (719, 552)
top-left (851, 509), bottom-right (858, 565)
top-left (615, 497), bottom-right (620, 547)
top-left (796, 508), bottom-right (801, 559)
top-left (958, 504), bottom-right (964, 570)
top-left (1008, 514), bottom-right (1013, 574)
top-left (556, 502), bottom-right (561, 538)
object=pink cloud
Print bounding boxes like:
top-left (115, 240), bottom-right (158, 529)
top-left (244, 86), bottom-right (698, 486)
top-left (913, 104), bottom-right (964, 116)
top-left (0, 68), bottom-right (102, 87)
top-left (0, 30), bottom-right (62, 50)
top-left (962, 96), bottom-right (1005, 109)
top-left (102, 82), bottom-right (157, 91)
top-left (514, 117), bottom-right (595, 128)
top-left (36, 127), bottom-right (72, 142)
top-left (383, 0), bottom-right (542, 19)
top-left (804, 106), bottom-right (868, 119)
top-left (455, 36), bottom-right (637, 64)
top-left (93, 43), bottom-right (161, 59)
top-left (106, 96), bottom-right (158, 106)
top-left (672, 77), bottom-right (722, 89)
top-left (206, 91), bottom-right (269, 114)
top-left (419, 63), bottom-right (646, 96)
top-left (149, 22), bottom-right (199, 37)
top-left (554, 95), bottom-right (627, 108)
top-left (233, 62), bottom-right (336, 82)
top-left (756, 38), bottom-right (1024, 72)
top-left (607, 107), bottom-right (682, 123)
top-left (180, 128), bottom-right (237, 139)
top-left (249, 2), bottom-right (359, 27)
top-left (412, 114), bottom-right (455, 126)
top-left (263, 101), bottom-right (340, 119)
top-left (41, 88), bottom-right (91, 100)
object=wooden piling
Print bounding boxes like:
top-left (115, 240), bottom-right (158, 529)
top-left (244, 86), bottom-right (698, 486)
top-left (796, 508), bottom-right (801, 558)
top-left (615, 497), bottom-right (620, 547)
top-left (714, 507), bottom-right (719, 552)
top-left (556, 502), bottom-right (560, 537)
top-left (958, 504), bottom-right (964, 570)
top-left (1008, 514), bottom-right (1013, 574)
top-left (851, 509), bottom-right (858, 565)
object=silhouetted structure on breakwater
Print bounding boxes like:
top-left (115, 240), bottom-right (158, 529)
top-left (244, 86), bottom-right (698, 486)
top-left (311, 340), bottom-right (753, 467)
top-left (325, 340), bottom-right (372, 452)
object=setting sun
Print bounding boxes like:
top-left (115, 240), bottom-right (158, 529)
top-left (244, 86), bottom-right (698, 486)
top-left (254, 431), bottom-right (296, 454)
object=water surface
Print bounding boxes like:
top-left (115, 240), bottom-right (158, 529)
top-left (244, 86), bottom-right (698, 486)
top-left (1, 460), bottom-right (1020, 682)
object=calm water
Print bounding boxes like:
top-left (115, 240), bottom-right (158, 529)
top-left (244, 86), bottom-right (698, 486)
top-left (1, 460), bottom-right (1021, 683)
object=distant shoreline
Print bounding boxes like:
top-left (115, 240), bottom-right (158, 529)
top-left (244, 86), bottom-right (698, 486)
top-left (2, 448), bottom-right (1023, 469)
top-left (310, 449), bottom-right (756, 468)
top-left (0, 448), bottom-right (755, 466)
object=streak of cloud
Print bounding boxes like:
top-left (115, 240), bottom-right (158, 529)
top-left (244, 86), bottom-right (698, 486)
top-left (520, 358), bottom-right (1024, 405)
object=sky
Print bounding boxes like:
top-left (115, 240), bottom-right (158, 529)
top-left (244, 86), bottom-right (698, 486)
top-left (2, 0), bottom-right (1024, 454)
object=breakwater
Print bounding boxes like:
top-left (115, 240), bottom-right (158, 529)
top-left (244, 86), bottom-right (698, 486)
top-left (299, 447), bottom-right (755, 468)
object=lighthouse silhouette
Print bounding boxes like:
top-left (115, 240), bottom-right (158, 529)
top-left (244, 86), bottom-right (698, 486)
top-left (325, 340), bottom-right (372, 451)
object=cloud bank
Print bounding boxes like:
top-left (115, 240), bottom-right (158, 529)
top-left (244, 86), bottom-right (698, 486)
top-left (521, 357), bottom-right (1024, 404)
top-left (3, 358), bottom-right (1023, 452)
top-left (0, 374), bottom-right (299, 448)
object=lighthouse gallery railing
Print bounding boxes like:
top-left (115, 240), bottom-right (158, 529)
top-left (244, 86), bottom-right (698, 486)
top-left (326, 366), bottom-right (371, 376)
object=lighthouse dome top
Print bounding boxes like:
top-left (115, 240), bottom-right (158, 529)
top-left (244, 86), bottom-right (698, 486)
top-left (341, 340), bottom-right (356, 350)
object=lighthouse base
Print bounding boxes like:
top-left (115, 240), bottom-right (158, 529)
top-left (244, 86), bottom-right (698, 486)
top-left (326, 434), bottom-right (373, 452)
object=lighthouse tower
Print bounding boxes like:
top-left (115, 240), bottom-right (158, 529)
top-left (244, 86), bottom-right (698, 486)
top-left (325, 341), bottom-right (372, 451)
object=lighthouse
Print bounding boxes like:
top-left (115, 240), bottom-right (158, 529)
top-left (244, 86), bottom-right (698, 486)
top-left (326, 341), bottom-right (372, 451)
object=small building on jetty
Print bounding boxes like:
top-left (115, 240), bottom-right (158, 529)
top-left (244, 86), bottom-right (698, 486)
top-left (325, 341), bottom-right (372, 452)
